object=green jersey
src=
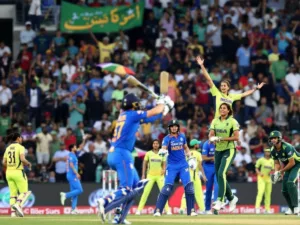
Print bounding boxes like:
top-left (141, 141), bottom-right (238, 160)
top-left (209, 116), bottom-right (240, 151)
top-left (210, 84), bottom-right (242, 118)
top-left (270, 141), bottom-right (300, 166)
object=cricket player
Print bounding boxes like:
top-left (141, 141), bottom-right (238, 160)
top-left (209, 103), bottom-right (239, 213)
top-left (255, 148), bottom-right (274, 214)
top-left (136, 140), bottom-right (171, 215)
top-left (202, 140), bottom-right (218, 214)
top-left (2, 132), bottom-right (32, 217)
top-left (180, 139), bottom-right (207, 214)
top-left (196, 56), bottom-right (265, 118)
top-left (269, 130), bottom-right (300, 215)
top-left (60, 144), bottom-right (83, 214)
top-left (97, 93), bottom-right (174, 224)
top-left (154, 119), bottom-right (197, 216)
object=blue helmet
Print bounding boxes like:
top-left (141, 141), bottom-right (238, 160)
top-left (121, 93), bottom-right (140, 110)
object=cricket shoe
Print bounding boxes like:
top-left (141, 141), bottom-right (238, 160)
top-left (255, 208), bottom-right (260, 214)
top-left (71, 209), bottom-right (79, 215)
top-left (293, 207), bottom-right (299, 215)
top-left (11, 212), bottom-right (17, 217)
top-left (153, 212), bottom-right (161, 217)
top-left (197, 210), bottom-right (205, 215)
top-left (229, 196), bottom-right (238, 212)
top-left (166, 209), bottom-right (172, 215)
top-left (190, 212), bottom-right (197, 216)
top-left (97, 198), bottom-right (106, 222)
top-left (285, 208), bottom-right (293, 215)
top-left (212, 200), bottom-right (223, 211)
top-left (12, 204), bottom-right (24, 217)
top-left (112, 219), bottom-right (131, 224)
top-left (264, 210), bottom-right (272, 214)
top-left (135, 210), bottom-right (141, 215)
top-left (60, 192), bottom-right (66, 206)
top-left (205, 210), bottom-right (213, 215)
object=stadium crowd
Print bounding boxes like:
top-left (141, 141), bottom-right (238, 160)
top-left (0, 0), bottom-right (299, 184)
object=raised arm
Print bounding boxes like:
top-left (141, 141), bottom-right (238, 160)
top-left (196, 56), bottom-right (214, 88)
top-left (89, 29), bottom-right (99, 45)
top-left (241, 82), bottom-right (265, 98)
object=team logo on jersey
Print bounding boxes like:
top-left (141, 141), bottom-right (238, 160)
top-left (180, 137), bottom-right (183, 141)
top-left (129, 163), bottom-right (134, 169)
top-left (226, 123), bottom-right (229, 126)
top-left (288, 151), bottom-right (292, 156)
top-left (282, 153), bottom-right (285, 157)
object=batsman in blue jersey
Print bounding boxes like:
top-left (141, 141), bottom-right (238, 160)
top-left (202, 140), bottom-right (218, 213)
top-left (154, 120), bottom-right (197, 216)
top-left (60, 144), bottom-right (83, 214)
top-left (97, 93), bottom-right (174, 224)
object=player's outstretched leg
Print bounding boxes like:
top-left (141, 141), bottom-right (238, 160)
top-left (98, 179), bottom-right (149, 222)
top-left (154, 184), bottom-right (173, 216)
top-left (184, 182), bottom-right (197, 216)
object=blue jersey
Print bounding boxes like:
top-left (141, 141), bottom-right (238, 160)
top-left (162, 133), bottom-right (187, 164)
top-left (202, 140), bottom-right (215, 166)
top-left (112, 110), bottom-right (147, 151)
top-left (67, 152), bottom-right (78, 177)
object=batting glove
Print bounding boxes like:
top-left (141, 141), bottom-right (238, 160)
top-left (271, 171), bottom-right (281, 184)
top-left (156, 96), bottom-right (165, 105)
top-left (188, 157), bottom-right (197, 170)
top-left (158, 148), bottom-right (168, 157)
top-left (209, 136), bottom-right (222, 142)
top-left (162, 96), bottom-right (174, 116)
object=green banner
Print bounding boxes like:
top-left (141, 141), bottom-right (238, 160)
top-left (60, 1), bottom-right (144, 33)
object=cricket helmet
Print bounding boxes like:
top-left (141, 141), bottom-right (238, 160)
top-left (121, 93), bottom-right (140, 110)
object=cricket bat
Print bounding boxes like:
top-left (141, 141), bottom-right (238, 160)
top-left (126, 76), bottom-right (159, 99)
top-left (160, 71), bottom-right (169, 95)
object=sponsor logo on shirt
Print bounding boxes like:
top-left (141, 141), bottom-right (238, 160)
top-left (216, 129), bottom-right (227, 133)
top-left (220, 98), bottom-right (233, 104)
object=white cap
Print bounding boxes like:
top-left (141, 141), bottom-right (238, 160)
top-left (25, 21), bottom-right (32, 26)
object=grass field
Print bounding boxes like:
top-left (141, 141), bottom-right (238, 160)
top-left (0, 214), bottom-right (300, 225)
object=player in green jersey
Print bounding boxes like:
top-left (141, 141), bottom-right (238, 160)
top-left (208, 103), bottom-right (240, 213)
top-left (196, 56), bottom-right (265, 118)
top-left (269, 130), bottom-right (300, 215)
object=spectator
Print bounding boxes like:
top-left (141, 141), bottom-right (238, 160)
top-left (34, 27), bottom-right (51, 55)
top-left (36, 125), bottom-right (53, 166)
top-left (21, 122), bottom-right (36, 150)
top-left (62, 57), bottom-right (76, 83)
top-left (0, 79), bottom-right (12, 112)
top-left (64, 128), bottom-right (76, 149)
top-left (255, 97), bottom-right (273, 124)
top-left (79, 143), bottom-right (100, 182)
top-left (0, 41), bottom-right (11, 57)
top-left (270, 54), bottom-right (289, 83)
top-left (206, 17), bottom-right (222, 57)
top-left (236, 39), bottom-right (251, 75)
top-left (27, 80), bottom-right (42, 127)
top-left (49, 130), bottom-right (60, 159)
top-left (275, 25), bottom-right (293, 54)
top-left (111, 81), bottom-right (124, 101)
top-left (93, 113), bottom-right (111, 134)
top-left (94, 133), bottom-right (108, 156)
top-left (52, 142), bottom-right (69, 182)
top-left (28, 0), bottom-right (42, 31)
top-left (244, 78), bottom-right (260, 121)
top-left (234, 146), bottom-right (252, 167)
top-left (285, 65), bottom-right (300, 93)
top-left (274, 96), bottom-right (289, 128)
top-left (68, 95), bottom-right (86, 129)
top-left (20, 21), bottom-right (36, 51)
top-left (0, 110), bottom-right (11, 138)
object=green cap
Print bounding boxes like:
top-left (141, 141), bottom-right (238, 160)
top-left (269, 130), bottom-right (282, 139)
top-left (190, 139), bottom-right (201, 147)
